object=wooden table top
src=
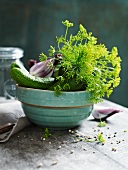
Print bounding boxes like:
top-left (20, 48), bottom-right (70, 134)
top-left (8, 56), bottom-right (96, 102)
top-left (0, 99), bottom-right (128, 170)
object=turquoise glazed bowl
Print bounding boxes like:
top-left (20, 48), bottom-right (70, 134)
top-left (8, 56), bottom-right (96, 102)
top-left (16, 85), bottom-right (93, 130)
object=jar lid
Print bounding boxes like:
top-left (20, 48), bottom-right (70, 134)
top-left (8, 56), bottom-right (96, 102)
top-left (0, 47), bottom-right (24, 59)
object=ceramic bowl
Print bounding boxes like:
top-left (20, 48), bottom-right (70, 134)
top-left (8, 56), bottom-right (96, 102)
top-left (16, 85), bottom-right (93, 129)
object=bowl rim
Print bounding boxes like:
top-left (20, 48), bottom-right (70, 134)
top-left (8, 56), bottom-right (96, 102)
top-left (16, 85), bottom-right (89, 94)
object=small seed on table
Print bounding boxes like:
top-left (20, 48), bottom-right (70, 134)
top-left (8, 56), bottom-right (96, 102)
top-left (70, 150), bottom-right (74, 154)
top-left (37, 162), bottom-right (43, 168)
top-left (52, 161), bottom-right (58, 165)
top-left (58, 146), bottom-right (61, 149)
top-left (112, 148), bottom-right (117, 152)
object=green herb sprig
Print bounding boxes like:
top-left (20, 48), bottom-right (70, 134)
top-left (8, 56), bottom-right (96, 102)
top-left (43, 128), bottom-right (51, 139)
top-left (40, 20), bottom-right (121, 103)
top-left (97, 119), bottom-right (106, 127)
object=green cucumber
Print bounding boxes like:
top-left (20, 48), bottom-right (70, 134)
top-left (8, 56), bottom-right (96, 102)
top-left (10, 65), bottom-right (55, 89)
top-left (11, 62), bottom-right (29, 74)
top-left (11, 62), bottom-right (21, 69)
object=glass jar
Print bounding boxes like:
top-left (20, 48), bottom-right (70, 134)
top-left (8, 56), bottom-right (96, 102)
top-left (0, 47), bottom-right (24, 99)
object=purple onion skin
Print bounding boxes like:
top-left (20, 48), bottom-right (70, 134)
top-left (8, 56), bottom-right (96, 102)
top-left (28, 59), bottom-right (37, 68)
top-left (92, 106), bottom-right (122, 121)
top-left (29, 59), bottom-right (54, 78)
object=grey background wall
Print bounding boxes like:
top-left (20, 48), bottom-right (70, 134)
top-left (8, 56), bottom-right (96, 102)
top-left (0, 0), bottom-right (128, 107)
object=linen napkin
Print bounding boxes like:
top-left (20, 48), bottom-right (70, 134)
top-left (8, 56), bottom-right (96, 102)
top-left (0, 100), bottom-right (31, 142)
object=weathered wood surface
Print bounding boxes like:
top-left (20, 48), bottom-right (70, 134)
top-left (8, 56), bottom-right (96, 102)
top-left (0, 99), bottom-right (128, 170)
